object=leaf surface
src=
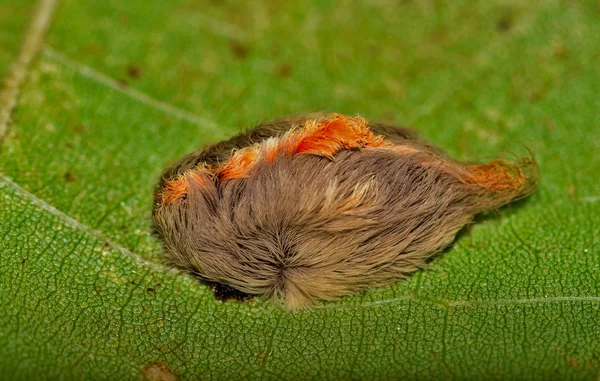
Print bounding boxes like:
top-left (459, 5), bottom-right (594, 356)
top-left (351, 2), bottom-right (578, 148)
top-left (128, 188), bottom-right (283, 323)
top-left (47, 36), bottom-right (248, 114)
top-left (1, 0), bottom-right (600, 379)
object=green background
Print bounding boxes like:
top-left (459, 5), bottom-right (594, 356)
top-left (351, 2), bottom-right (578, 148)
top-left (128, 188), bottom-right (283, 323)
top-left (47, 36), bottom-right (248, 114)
top-left (1, 0), bottom-right (599, 379)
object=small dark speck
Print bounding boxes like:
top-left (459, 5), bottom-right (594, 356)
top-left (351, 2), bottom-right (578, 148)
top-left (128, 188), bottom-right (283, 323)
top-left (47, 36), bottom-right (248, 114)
top-left (119, 224), bottom-right (127, 231)
top-left (64, 172), bottom-right (77, 183)
top-left (72, 124), bottom-right (86, 134)
top-left (126, 64), bottom-right (143, 78)
top-left (275, 63), bottom-right (293, 78)
top-left (229, 40), bottom-right (249, 59)
top-left (21, 258), bottom-right (27, 265)
top-left (117, 78), bottom-right (129, 88)
top-left (131, 280), bottom-right (137, 286)
top-left (497, 15), bottom-right (513, 32)
top-left (97, 288), bottom-right (102, 294)
top-left (147, 287), bottom-right (155, 293)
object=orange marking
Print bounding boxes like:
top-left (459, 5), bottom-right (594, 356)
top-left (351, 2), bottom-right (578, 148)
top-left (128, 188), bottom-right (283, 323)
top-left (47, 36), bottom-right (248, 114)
top-left (287, 114), bottom-right (387, 158)
top-left (218, 145), bottom-right (260, 181)
top-left (465, 160), bottom-right (526, 192)
top-left (161, 176), bottom-right (189, 205)
top-left (215, 114), bottom-right (389, 181)
top-left (160, 166), bottom-right (212, 205)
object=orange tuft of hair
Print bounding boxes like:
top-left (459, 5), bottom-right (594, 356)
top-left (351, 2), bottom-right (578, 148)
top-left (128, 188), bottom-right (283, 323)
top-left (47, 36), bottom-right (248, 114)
top-left (216, 114), bottom-right (388, 181)
top-left (286, 114), bottom-right (387, 158)
top-left (161, 176), bottom-right (189, 205)
top-left (218, 145), bottom-right (260, 181)
top-left (160, 168), bottom-right (211, 205)
top-left (465, 160), bottom-right (527, 192)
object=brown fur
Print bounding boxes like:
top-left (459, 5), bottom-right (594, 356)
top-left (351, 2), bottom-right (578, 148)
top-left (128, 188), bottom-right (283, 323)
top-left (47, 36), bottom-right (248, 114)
top-left (153, 114), bottom-right (539, 310)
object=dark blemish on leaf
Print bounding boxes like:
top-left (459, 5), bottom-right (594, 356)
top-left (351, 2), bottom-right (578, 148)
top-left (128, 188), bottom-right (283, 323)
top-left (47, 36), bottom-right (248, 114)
top-left (126, 64), bottom-right (143, 78)
top-left (142, 362), bottom-right (178, 381)
top-left (103, 241), bottom-right (110, 248)
top-left (64, 172), bottom-right (77, 183)
top-left (117, 78), bottom-right (129, 88)
top-left (72, 124), bottom-right (86, 134)
top-left (275, 63), bottom-right (293, 78)
top-left (21, 258), bottom-right (27, 265)
top-left (96, 288), bottom-right (102, 294)
top-left (147, 283), bottom-right (161, 293)
top-left (131, 280), bottom-right (137, 285)
top-left (496, 15), bottom-right (513, 33)
top-left (553, 44), bottom-right (569, 60)
top-left (212, 282), bottom-right (252, 302)
top-left (120, 224), bottom-right (127, 231)
top-left (229, 40), bottom-right (249, 59)
top-left (527, 88), bottom-right (545, 103)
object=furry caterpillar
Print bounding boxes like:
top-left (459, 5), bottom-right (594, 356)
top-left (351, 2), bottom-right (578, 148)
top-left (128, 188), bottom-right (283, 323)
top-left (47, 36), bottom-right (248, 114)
top-left (153, 114), bottom-right (539, 310)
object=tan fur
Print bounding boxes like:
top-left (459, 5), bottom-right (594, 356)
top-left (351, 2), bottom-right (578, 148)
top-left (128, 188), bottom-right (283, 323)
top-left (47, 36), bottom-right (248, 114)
top-left (153, 114), bottom-right (539, 310)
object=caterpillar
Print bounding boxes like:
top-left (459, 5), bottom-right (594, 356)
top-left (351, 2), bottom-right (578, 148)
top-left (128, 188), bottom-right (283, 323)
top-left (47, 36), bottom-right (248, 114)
top-left (153, 113), bottom-right (539, 310)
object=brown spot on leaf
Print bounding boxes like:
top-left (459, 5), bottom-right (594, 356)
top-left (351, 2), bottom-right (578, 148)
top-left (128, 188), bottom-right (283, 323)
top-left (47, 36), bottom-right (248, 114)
top-left (73, 124), bottom-right (86, 134)
top-left (497, 15), bottom-right (513, 33)
top-left (142, 362), bottom-right (178, 381)
top-left (275, 63), bottom-right (293, 78)
top-left (229, 40), bottom-right (249, 59)
top-left (126, 64), bottom-right (143, 78)
top-left (117, 78), bottom-right (129, 88)
top-left (64, 172), bottom-right (77, 183)
top-left (553, 44), bottom-right (569, 60)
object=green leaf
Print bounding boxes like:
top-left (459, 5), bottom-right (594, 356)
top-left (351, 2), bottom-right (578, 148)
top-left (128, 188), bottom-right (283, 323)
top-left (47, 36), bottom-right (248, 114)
top-left (2, 0), bottom-right (600, 379)
top-left (0, 1), bottom-right (36, 80)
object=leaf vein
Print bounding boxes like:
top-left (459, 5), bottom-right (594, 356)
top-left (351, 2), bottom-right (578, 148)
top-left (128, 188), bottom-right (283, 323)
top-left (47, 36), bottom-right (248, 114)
top-left (0, 0), bottom-right (59, 140)
top-left (41, 46), bottom-right (227, 136)
top-left (0, 173), bottom-right (175, 275)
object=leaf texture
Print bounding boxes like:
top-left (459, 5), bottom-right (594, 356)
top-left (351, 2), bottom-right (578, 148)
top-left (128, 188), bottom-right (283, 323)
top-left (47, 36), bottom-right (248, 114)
top-left (1, 0), bottom-right (600, 379)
